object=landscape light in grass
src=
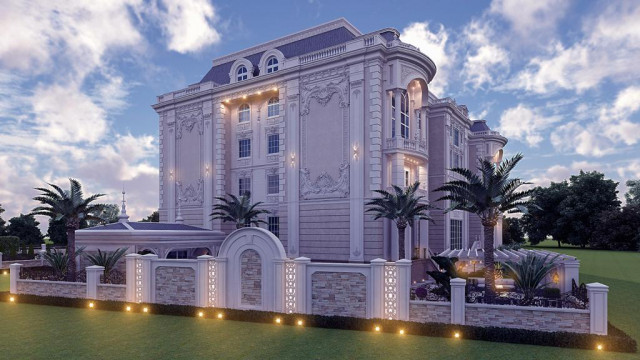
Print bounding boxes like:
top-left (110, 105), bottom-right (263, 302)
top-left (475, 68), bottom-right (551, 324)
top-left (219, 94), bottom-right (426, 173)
top-left (374, 326), bottom-right (381, 332)
top-left (496, 285), bottom-right (504, 289)
top-left (143, 307), bottom-right (149, 313)
top-left (89, 302), bottom-right (94, 309)
top-left (297, 320), bottom-right (303, 326)
top-left (126, 306), bottom-right (131, 312)
top-left (217, 313), bottom-right (223, 319)
top-left (399, 329), bottom-right (405, 335)
top-left (275, 317), bottom-right (281, 324)
top-left (3, 271), bottom-right (7, 275)
top-left (454, 332), bottom-right (460, 339)
top-left (9, 296), bottom-right (15, 302)
top-left (597, 344), bottom-right (603, 351)
top-left (198, 311), bottom-right (204, 318)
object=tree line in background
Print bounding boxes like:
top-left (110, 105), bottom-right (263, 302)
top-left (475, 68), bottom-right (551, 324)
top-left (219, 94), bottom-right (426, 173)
top-left (502, 172), bottom-right (640, 251)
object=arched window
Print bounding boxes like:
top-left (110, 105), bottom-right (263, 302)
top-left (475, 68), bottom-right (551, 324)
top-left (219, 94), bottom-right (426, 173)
top-left (237, 66), bottom-right (248, 81)
top-left (266, 57), bottom-right (279, 73)
top-left (391, 96), bottom-right (396, 138)
top-left (238, 104), bottom-right (250, 123)
top-left (400, 91), bottom-right (409, 139)
top-left (267, 97), bottom-right (279, 117)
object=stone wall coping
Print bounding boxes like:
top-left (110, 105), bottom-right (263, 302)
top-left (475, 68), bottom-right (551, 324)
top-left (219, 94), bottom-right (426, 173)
top-left (17, 279), bottom-right (86, 286)
top-left (466, 303), bottom-right (589, 314)
top-left (97, 283), bottom-right (126, 288)
top-left (307, 262), bottom-right (372, 269)
top-left (410, 300), bottom-right (451, 306)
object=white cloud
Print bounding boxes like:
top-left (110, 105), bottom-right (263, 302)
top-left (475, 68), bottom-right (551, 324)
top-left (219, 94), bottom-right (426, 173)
top-left (460, 20), bottom-right (509, 90)
top-left (505, 1), bottom-right (640, 94)
top-left (400, 22), bottom-right (453, 96)
top-left (528, 161), bottom-right (602, 187)
top-left (550, 86), bottom-right (640, 156)
top-left (153, 0), bottom-right (221, 54)
top-left (489, 0), bottom-right (569, 37)
top-left (497, 104), bottom-right (561, 146)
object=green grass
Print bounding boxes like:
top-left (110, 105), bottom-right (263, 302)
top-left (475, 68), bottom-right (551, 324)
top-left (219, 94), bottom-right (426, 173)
top-left (1, 249), bottom-right (638, 360)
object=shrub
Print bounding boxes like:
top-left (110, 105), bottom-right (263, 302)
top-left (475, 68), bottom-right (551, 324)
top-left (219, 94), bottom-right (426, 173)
top-left (85, 248), bottom-right (128, 281)
top-left (426, 256), bottom-right (459, 300)
top-left (28, 244), bottom-right (34, 256)
top-left (504, 253), bottom-right (559, 305)
top-left (0, 236), bottom-right (19, 253)
top-left (42, 247), bottom-right (85, 279)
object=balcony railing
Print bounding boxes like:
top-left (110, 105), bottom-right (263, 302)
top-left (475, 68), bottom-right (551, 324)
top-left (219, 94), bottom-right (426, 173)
top-left (385, 137), bottom-right (427, 153)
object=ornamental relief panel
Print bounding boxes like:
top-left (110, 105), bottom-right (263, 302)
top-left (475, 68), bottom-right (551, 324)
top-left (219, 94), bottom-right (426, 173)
top-left (300, 162), bottom-right (350, 200)
top-left (176, 178), bottom-right (204, 206)
top-left (176, 103), bottom-right (204, 140)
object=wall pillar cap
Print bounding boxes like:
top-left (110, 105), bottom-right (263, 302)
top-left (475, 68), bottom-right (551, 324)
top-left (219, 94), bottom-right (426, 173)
top-left (293, 256), bottom-right (311, 263)
top-left (125, 253), bottom-right (141, 258)
top-left (395, 259), bottom-right (412, 266)
top-left (586, 282), bottom-right (609, 291)
top-left (197, 255), bottom-right (214, 260)
top-left (9, 263), bottom-right (23, 267)
top-left (86, 265), bottom-right (105, 271)
top-left (370, 258), bottom-right (387, 265)
top-left (215, 257), bottom-right (228, 262)
top-left (141, 253), bottom-right (159, 259)
top-left (451, 277), bottom-right (467, 285)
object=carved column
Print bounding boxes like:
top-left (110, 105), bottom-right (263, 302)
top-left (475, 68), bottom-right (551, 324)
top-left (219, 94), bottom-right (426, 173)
top-left (393, 89), bottom-right (402, 140)
top-left (286, 81), bottom-right (300, 257)
top-left (213, 101), bottom-right (227, 229)
top-left (166, 109), bottom-right (176, 222)
top-left (203, 100), bottom-right (214, 229)
top-left (367, 59), bottom-right (383, 195)
top-left (349, 69), bottom-right (364, 262)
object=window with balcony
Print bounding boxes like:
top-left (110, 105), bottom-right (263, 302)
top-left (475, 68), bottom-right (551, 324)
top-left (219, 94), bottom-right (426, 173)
top-left (239, 177), bottom-right (251, 196)
top-left (450, 219), bottom-right (462, 250)
top-left (267, 134), bottom-right (279, 154)
top-left (237, 65), bottom-right (248, 81)
top-left (266, 57), bottom-right (279, 73)
top-left (267, 174), bottom-right (279, 194)
top-left (401, 91), bottom-right (409, 139)
top-left (239, 104), bottom-right (250, 123)
top-left (267, 97), bottom-right (279, 117)
top-left (239, 138), bottom-right (251, 158)
top-left (268, 216), bottom-right (280, 237)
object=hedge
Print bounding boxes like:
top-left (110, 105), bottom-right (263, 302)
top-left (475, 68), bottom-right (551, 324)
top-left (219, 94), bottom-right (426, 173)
top-left (0, 236), bottom-right (19, 254)
top-left (1, 292), bottom-right (636, 353)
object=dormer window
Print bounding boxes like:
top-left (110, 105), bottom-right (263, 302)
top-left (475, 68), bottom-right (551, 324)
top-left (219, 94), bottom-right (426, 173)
top-left (238, 104), bottom-right (250, 123)
top-left (237, 66), bottom-right (248, 81)
top-left (266, 57), bottom-right (279, 73)
top-left (267, 97), bottom-right (279, 117)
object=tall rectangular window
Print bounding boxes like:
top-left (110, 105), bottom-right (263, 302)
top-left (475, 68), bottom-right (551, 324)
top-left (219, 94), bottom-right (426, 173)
top-left (267, 134), bottom-right (279, 154)
top-left (239, 139), bottom-right (251, 158)
top-left (239, 177), bottom-right (251, 196)
top-left (267, 174), bottom-right (279, 194)
top-left (404, 169), bottom-right (410, 187)
top-left (450, 219), bottom-right (463, 250)
top-left (453, 128), bottom-right (460, 147)
top-left (268, 216), bottom-right (280, 238)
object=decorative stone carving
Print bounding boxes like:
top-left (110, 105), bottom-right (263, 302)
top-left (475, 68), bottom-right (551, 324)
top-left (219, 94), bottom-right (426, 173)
top-left (176, 179), bottom-right (204, 206)
top-left (176, 104), bottom-right (204, 140)
top-left (300, 72), bottom-right (349, 116)
top-left (300, 162), bottom-right (350, 199)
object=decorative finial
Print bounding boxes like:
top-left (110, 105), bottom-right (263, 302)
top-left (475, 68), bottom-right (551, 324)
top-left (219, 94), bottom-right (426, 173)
top-left (118, 186), bottom-right (130, 223)
top-left (175, 200), bottom-right (184, 224)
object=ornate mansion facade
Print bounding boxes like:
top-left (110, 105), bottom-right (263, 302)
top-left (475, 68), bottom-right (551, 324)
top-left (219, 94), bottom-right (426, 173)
top-left (152, 19), bottom-right (507, 262)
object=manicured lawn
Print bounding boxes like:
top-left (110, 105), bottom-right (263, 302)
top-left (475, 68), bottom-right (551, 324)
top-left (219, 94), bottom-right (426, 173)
top-left (0, 248), bottom-right (638, 360)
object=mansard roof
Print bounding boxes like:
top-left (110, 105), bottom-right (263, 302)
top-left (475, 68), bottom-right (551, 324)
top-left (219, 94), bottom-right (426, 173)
top-left (199, 26), bottom-right (357, 85)
top-left (470, 120), bottom-right (491, 132)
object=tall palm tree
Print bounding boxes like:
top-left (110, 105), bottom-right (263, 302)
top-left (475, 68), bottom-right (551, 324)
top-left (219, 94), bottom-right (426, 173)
top-left (366, 182), bottom-right (433, 260)
top-left (434, 153), bottom-right (534, 302)
top-left (32, 179), bottom-right (105, 281)
top-left (210, 192), bottom-right (270, 229)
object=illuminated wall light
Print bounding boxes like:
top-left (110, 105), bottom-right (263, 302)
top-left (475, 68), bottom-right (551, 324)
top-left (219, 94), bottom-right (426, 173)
top-left (242, 95), bottom-right (247, 99)
top-left (290, 153), bottom-right (296, 167)
top-left (217, 313), bottom-right (223, 319)
top-left (297, 320), bottom-right (303, 326)
top-left (272, 87), bottom-right (277, 92)
top-left (399, 329), bottom-right (405, 335)
top-left (89, 302), bottom-right (94, 309)
top-left (454, 332), bottom-right (460, 339)
top-left (275, 317), bottom-right (281, 324)
top-left (597, 344), bottom-right (603, 351)
top-left (225, 99), bottom-right (230, 104)
top-left (257, 91), bottom-right (262, 95)
top-left (352, 144), bottom-right (359, 160)
top-left (496, 285), bottom-right (504, 289)
top-left (143, 307), bottom-right (149, 313)
top-left (552, 272), bottom-right (560, 284)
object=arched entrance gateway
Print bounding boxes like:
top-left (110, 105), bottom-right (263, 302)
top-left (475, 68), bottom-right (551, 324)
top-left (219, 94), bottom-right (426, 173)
top-left (217, 227), bottom-right (287, 312)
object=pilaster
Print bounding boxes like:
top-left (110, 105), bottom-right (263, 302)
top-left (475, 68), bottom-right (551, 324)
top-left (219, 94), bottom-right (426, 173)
top-left (286, 79), bottom-right (300, 257)
top-left (349, 65), bottom-right (365, 262)
top-left (166, 109), bottom-right (176, 222)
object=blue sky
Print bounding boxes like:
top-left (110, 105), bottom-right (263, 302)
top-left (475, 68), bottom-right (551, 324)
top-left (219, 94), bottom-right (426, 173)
top-left (0, 0), bottom-right (639, 224)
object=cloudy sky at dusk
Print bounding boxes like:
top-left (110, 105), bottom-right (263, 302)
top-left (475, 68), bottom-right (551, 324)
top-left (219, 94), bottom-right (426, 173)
top-left (0, 0), bottom-right (639, 225)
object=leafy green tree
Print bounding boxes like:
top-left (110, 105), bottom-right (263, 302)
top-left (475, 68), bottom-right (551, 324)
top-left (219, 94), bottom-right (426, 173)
top-left (31, 179), bottom-right (105, 281)
top-left (625, 180), bottom-right (640, 207)
top-left (47, 218), bottom-right (68, 245)
top-left (6, 214), bottom-right (43, 245)
top-left (0, 203), bottom-right (7, 236)
top-left (557, 171), bottom-right (620, 248)
top-left (211, 192), bottom-right (270, 229)
top-left (521, 181), bottom-right (571, 247)
top-left (434, 154), bottom-right (534, 302)
top-left (365, 182), bottom-right (433, 260)
top-left (85, 204), bottom-right (119, 227)
top-left (502, 217), bottom-right (525, 245)
top-left (592, 204), bottom-right (640, 251)
top-left (140, 211), bottom-right (159, 222)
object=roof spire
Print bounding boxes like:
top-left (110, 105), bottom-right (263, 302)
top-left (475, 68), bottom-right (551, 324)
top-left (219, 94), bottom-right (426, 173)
top-left (175, 202), bottom-right (184, 224)
top-left (118, 186), bottom-right (130, 223)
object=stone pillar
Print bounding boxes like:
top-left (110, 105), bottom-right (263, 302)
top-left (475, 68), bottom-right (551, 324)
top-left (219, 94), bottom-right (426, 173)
top-left (140, 254), bottom-right (158, 303)
top-left (370, 258), bottom-right (386, 319)
top-left (213, 101), bottom-right (227, 230)
top-left (395, 259), bottom-right (412, 321)
top-left (294, 257), bottom-right (310, 314)
top-left (166, 109), bottom-right (176, 222)
top-left (450, 277), bottom-right (466, 325)
top-left (587, 283), bottom-right (609, 335)
top-left (215, 257), bottom-right (227, 308)
top-left (125, 253), bottom-right (140, 302)
top-left (203, 101), bottom-right (214, 229)
top-left (9, 263), bottom-right (21, 294)
top-left (393, 89), bottom-right (402, 139)
top-left (349, 71), bottom-right (365, 262)
top-left (86, 265), bottom-right (104, 300)
top-left (196, 255), bottom-right (214, 307)
top-left (274, 259), bottom-right (285, 312)
top-left (561, 260), bottom-right (580, 293)
top-left (286, 89), bottom-right (300, 258)
top-left (0, 252), bottom-right (3, 264)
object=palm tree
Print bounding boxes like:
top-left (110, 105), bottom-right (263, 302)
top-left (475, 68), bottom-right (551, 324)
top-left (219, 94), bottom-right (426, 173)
top-left (32, 179), bottom-right (105, 281)
top-left (210, 192), bottom-right (270, 229)
top-left (365, 182), bottom-right (433, 260)
top-left (434, 153), bottom-right (534, 303)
